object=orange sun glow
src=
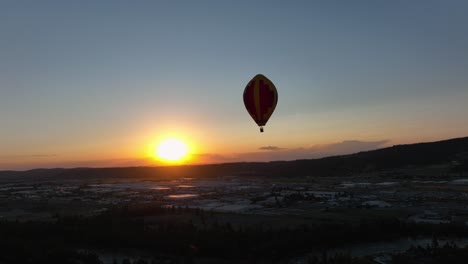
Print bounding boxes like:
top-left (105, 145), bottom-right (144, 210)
top-left (155, 138), bottom-right (189, 162)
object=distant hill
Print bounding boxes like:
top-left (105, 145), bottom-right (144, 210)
top-left (1, 137), bottom-right (468, 182)
top-left (260, 136), bottom-right (468, 177)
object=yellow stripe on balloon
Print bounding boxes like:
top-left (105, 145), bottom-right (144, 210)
top-left (262, 78), bottom-right (278, 122)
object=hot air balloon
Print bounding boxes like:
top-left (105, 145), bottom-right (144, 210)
top-left (243, 74), bottom-right (278, 132)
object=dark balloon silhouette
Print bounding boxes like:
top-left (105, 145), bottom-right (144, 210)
top-left (243, 74), bottom-right (278, 132)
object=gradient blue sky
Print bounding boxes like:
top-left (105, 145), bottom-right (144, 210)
top-left (1, 1), bottom-right (468, 170)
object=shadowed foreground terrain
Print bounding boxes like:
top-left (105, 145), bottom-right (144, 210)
top-left (1, 137), bottom-right (468, 263)
top-left (3, 205), bottom-right (468, 264)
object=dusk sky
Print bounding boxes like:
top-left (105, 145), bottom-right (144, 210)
top-left (1, 1), bottom-right (468, 170)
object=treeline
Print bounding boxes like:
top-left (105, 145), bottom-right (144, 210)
top-left (2, 206), bottom-right (468, 263)
top-left (393, 239), bottom-right (468, 264)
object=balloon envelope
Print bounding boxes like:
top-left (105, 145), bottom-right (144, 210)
top-left (243, 74), bottom-right (278, 132)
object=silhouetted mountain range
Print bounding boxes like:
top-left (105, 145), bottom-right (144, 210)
top-left (1, 137), bottom-right (468, 182)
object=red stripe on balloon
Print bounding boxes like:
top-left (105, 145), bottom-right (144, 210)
top-left (243, 80), bottom-right (257, 121)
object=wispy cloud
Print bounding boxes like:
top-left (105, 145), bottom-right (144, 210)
top-left (311, 140), bottom-right (390, 155)
top-left (193, 153), bottom-right (237, 164)
top-left (258, 146), bottom-right (284, 151)
top-left (0, 140), bottom-right (390, 170)
top-left (198, 139), bottom-right (390, 163)
top-left (0, 154), bottom-right (59, 159)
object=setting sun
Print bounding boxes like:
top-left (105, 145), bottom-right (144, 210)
top-left (156, 139), bottom-right (189, 162)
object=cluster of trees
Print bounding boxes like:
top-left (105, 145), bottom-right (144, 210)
top-left (0, 244), bottom-right (101, 264)
top-left (451, 159), bottom-right (468, 176)
top-left (302, 253), bottom-right (373, 264)
top-left (393, 239), bottom-right (468, 264)
top-left (2, 205), bottom-right (468, 263)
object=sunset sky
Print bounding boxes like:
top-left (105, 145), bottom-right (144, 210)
top-left (1, 1), bottom-right (468, 170)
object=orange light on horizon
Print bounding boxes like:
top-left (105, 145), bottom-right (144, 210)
top-left (151, 138), bottom-right (192, 164)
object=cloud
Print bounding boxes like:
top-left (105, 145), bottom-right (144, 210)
top-left (310, 140), bottom-right (390, 156)
top-left (258, 146), bottom-right (284, 151)
top-left (199, 139), bottom-right (390, 163)
top-left (0, 157), bottom-right (154, 171)
top-left (193, 153), bottom-right (235, 164)
top-left (0, 154), bottom-right (59, 159)
top-left (1, 140), bottom-right (391, 170)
